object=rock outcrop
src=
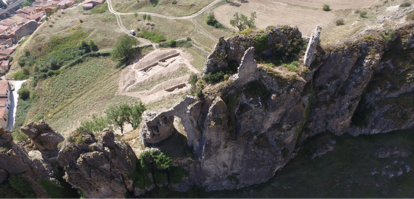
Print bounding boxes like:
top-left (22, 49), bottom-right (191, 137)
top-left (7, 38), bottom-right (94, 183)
top-left (140, 23), bottom-right (414, 192)
top-left (0, 127), bottom-right (53, 198)
top-left (21, 120), bottom-right (64, 158)
top-left (58, 128), bottom-right (137, 198)
top-left (304, 26), bottom-right (321, 67)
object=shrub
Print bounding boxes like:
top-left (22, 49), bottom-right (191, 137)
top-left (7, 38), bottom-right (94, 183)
top-left (203, 71), bottom-right (224, 84)
top-left (188, 73), bottom-right (198, 85)
top-left (360, 11), bottom-right (367, 18)
top-left (172, 0), bottom-right (177, 4)
top-left (369, 48), bottom-right (377, 57)
top-left (167, 39), bottom-right (176, 47)
top-left (12, 131), bottom-right (28, 142)
top-left (22, 67), bottom-right (30, 75)
top-left (206, 13), bottom-right (225, 29)
top-left (137, 31), bottom-right (166, 43)
top-left (134, 13), bottom-right (138, 17)
top-left (400, 2), bottom-right (411, 7)
top-left (8, 173), bottom-right (36, 198)
top-left (407, 12), bottom-right (414, 20)
top-left (224, 74), bottom-right (229, 80)
top-left (254, 33), bottom-right (269, 53)
top-left (169, 167), bottom-right (189, 184)
top-left (196, 89), bottom-right (203, 98)
top-left (336, 19), bottom-right (344, 26)
top-left (322, 4), bottom-right (330, 11)
top-left (13, 71), bottom-right (29, 80)
top-left (18, 88), bottom-right (30, 100)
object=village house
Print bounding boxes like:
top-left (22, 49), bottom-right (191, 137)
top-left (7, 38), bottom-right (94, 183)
top-left (0, 80), bottom-right (11, 129)
top-left (58, 0), bottom-right (74, 8)
top-left (0, 25), bottom-right (10, 34)
top-left (16, 7), bottom-right (37, 16)
top-left (0, 60), bottom-right (9, 74)
top-left (0, 19), bottom-right (18, 29)
top-left (82, 0), bottom-right (104, 10)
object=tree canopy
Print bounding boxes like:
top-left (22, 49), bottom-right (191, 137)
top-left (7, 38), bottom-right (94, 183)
top-left (111, 35), bottom-right (138, 61)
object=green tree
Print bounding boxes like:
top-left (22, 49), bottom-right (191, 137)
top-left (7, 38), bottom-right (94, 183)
top-left (129, 102), bottom-right (146, 129)
top-left (106, 105), bottom-right (126, 135)
top-left (88, 39), bottom-right (98, 51)
top-left (147, 15), bottom-right (152, 21)
top-left (21, 0), bottom-right (32, 7)
top-left (143, 14), bottom-right (147, 21)
top-left (111, 35), bottom-right (138, 61)
top-left (78, 40), bottom-right (90, 53)
top-left (134, 13), bottom-right (138, 17)
top-left (230, 12), bottom-right (246, 31)
top-left (245, 11), bottom-right (257, 28)
top-left (18, 88), bottom-right (30, 100)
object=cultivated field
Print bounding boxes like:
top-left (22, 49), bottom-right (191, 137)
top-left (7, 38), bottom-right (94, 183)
top-left (214, 0), bottom-right (335, 36)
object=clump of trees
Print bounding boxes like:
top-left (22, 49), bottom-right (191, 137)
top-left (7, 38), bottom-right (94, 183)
top-left (105, 103), bottom-right (146, 135)
top-left (111, 35), bottom-right (138, 61)
top-left (230, 12), bottom-right (256, 31)
top-left (206, 13), bottom-right (225, 29)
top-left (77, 103), bottom-right (146, 135)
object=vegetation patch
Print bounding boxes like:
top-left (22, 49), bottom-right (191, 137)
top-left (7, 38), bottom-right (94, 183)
top-left (206, 13), bottom-right (225, 29)
top-left (138, 31), bottom-right (166, 43)
top-left (90, 2), bottom-right (108, 14)
top-left (8, 173), bottom-right (36, 198)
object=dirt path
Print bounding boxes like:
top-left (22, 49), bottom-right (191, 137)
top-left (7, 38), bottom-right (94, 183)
top-left (107, 0), bottom-right (222, 19)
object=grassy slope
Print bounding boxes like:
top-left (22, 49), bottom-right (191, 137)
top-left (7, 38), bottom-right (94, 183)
top-left (24, 57), bottom-right (141, 136)
top-left (113, 0), bottom-right (215, 17)
top-left (7, 3), bottom-right (122, 79)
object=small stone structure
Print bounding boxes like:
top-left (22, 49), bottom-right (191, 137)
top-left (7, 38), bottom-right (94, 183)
top-left (304, 26), bottom-right (322, 67)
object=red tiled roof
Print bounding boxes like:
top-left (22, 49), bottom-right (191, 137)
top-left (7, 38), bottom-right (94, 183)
top-left (0, 19), bottom-right (17, 26)
top-left (82, 3), bottom-right (93, 8)
top-left (0, 98), bottom-right (7, 106)
top-left (0, 49), bottom-right (14, 56)
top-left (1, 60), bottom-right (9, 67)
top-left (0, 106), bottom-right (6, 119)
top-left (0, 80), bottom-right (8, 96)
top-left (0, 25), bottom-right (8, 31)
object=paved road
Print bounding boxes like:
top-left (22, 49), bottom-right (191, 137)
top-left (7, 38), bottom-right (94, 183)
top-left (0, 0), bottom-right (25, 15)
top-left (7, 80), bottom-right (26, 130)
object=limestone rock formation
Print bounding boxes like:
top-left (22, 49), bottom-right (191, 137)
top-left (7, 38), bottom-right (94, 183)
top-left (58, 128), bottom-right (137, 198)
top-left (140, 23), bottom-right (414, 192)
top-left (304, 26), bottom-right (322, 67)
top-left (21, 120), bottom-right (64, 158)
top-left (0, 127), bottom-right (53, 198)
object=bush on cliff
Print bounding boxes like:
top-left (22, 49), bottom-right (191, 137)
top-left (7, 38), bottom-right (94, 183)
top-left (8, 173), bottom-right (36, 198)
top-left (203, 71), bottom-right (224, 84)
top-left (18, 88), bottom-right (30, 100)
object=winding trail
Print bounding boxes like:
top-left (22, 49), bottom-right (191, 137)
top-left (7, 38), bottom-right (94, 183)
top-left (107, 0), bottom-right (221, 19)
top-left (106, 0), bottom-right (220, 49)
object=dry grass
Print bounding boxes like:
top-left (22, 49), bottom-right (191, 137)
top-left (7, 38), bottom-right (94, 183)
top-left (25, 57), bottom-right (141, 136)
top-left (113, 0), bottom-right (215, 16)
top-left (184, 46), bottom-right (207, 71)
top-left (121, 14), bottom-right (194, 40)
top-left (213, 0), bottom-right (335, 36)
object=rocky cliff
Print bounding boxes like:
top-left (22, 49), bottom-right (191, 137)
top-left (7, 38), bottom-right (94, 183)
top-left (139, 23), bottom-right (414, 192)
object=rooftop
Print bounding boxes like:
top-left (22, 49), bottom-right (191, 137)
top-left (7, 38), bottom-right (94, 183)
top-left (0, 106), bottom-right (6, 119)
top-left (0, 80), bottom-right (9, 96)
top-left (0, 98), bottom-right (7, 106)
top-left (0, 19), bottom-right (17, 26)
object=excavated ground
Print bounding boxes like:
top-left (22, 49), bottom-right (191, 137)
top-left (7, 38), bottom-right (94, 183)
top-left (118, 49), bottom-right (200, 104)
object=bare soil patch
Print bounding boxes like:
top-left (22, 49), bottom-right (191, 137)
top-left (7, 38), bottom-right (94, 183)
top-left (276, 0), bottom-right (381, 9)
top-left (214, 0), bottom-right (335, 36)
top-left (118, 48), bottom-right (198, 104)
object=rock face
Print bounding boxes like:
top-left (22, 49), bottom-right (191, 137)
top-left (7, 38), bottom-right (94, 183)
top-left (0, 127), bottom-right (53, 198)
top-left (58, 128), bottom-right (137, 198)
top-left (204, 26), bottom-right (304, 74)
top-left (21, 120), bottom-right (64, 158)
top-left (140, 23), bottom-right (414, 192)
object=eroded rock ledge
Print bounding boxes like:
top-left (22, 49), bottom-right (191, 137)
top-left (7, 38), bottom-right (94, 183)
top-left (139, 23), bottom-right (414, 192)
